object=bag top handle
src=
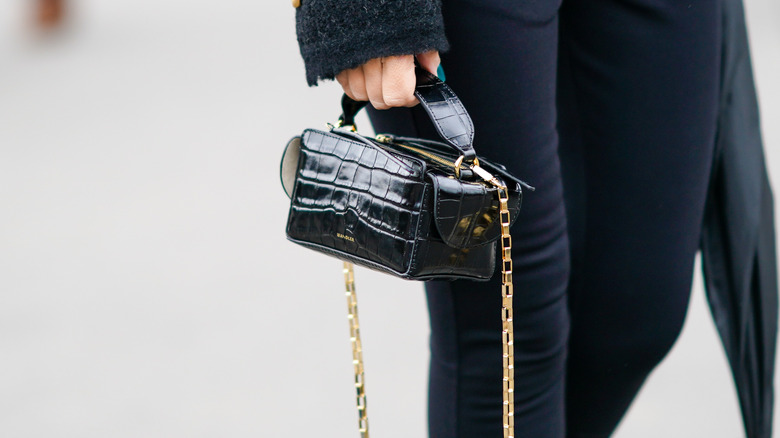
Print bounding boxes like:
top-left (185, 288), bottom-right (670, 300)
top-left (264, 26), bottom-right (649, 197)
top-left (338, 58), bottom-right (477, 162)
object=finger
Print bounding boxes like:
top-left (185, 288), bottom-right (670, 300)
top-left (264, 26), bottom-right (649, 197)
top-left (416, 50), bottom-right (441, 77)
top-left (336, 71), bottom-right (357, 101)
top-left (363, 58), bottom-right (387, 110)
top-left (347, 65), bottom-right (368, 101)
top-left (382, 55), bottom-right (417, 107)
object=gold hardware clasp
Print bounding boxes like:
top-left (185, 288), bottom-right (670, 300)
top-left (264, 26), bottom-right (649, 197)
top-left (375, 134), bottom-right (391, 143)
top-left (453, 156), bottom-right (465, 179)
top-left (335, 119), bottom-right (357, 132)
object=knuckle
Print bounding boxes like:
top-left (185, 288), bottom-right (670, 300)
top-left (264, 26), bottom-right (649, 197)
top-left (384, 92), bottom-right (412, 107)
top-left (367, 91), bottom-right (386, 110)
top-left (383, 96), bottom-right (404, 107)
top-left (371, 101), bottom-right (389, 110)
top-left (350, 85), bottom-right (368, 100)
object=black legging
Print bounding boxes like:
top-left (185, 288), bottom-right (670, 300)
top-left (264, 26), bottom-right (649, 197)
top-left (365, 0), bottom-right (721, 436)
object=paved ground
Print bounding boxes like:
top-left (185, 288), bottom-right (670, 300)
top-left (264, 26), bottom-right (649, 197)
top-left (0, 0), bottom-right (778, 437)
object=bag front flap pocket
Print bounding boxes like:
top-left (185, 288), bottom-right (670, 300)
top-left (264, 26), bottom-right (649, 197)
top-left (430, 173), bottom-right (521, 249)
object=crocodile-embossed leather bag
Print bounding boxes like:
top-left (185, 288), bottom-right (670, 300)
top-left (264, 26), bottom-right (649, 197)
top-left (280, 63), bottom-right (532, 437)
top-left (281, 66), bottom-right (532, 280)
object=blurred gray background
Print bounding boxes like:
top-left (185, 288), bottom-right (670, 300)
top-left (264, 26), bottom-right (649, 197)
top-left (0, 0), bottom-right (777, 436)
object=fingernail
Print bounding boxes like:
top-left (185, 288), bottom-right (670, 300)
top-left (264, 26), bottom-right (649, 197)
top-left (436, 65), bottom-right (446, 81)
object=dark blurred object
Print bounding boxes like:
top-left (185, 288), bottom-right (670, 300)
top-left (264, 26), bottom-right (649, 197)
top-left (701, 0), bottom-right (778, 436)
top-left (36, 0), bottom-right (65, 28)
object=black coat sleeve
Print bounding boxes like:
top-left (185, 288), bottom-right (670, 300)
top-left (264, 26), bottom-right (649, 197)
top-left (295, 0), bottom-right (450, 86)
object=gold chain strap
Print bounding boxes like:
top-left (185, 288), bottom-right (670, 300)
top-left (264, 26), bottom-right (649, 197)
top-left (472, 162), bottom-right (516, 437)
top-left (344, 262), bottom-right (369, 438)
top-left (495, 183), bottom-right (515, 438)
top-left (341, 169), bottom-right (515, 438)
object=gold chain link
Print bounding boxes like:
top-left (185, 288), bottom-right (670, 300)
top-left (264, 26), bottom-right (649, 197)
top-left (344, 262), bottom-right (370, 438)
top-left (341, 169), bottom-right (514, 438)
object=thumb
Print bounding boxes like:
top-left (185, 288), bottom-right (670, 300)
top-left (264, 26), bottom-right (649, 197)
top-left (416, 50), bottom-right (441, 77)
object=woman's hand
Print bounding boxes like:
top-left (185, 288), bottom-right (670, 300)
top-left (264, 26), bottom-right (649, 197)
top-left (335, 50), bottom-right (440, 110)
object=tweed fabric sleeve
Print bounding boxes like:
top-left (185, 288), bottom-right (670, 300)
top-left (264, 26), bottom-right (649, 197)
top-left (296, 0), bottom-right (450, 86)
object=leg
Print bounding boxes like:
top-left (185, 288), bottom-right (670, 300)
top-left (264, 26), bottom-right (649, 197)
top-left (557, 0), bottom-right (722, 435)
top-left (36, 0), bottom-right (66, 28)
top-left (368, 1), bottom-right (568, 436)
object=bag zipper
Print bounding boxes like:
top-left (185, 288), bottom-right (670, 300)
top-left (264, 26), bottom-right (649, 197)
top-left (375, 134), bottom-right (466, 172)
top-left (376, 133), bottom-right (535, 191)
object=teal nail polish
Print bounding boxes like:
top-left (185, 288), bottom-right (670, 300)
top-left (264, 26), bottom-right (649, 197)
top-left (437, 65), bottom-right (446, 81)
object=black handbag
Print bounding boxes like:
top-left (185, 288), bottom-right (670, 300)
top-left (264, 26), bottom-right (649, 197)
top-left (280, 63), bottom-right (532, 437)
